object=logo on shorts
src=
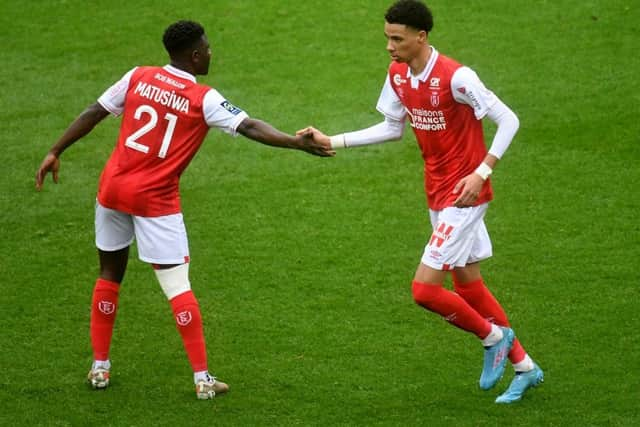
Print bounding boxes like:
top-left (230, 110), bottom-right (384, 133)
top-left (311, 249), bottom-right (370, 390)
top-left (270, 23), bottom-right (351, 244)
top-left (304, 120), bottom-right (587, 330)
top-left (98, 301), bottom-right (115, 315)
top-left (429, 223), bottom-right (454, 248)
top-left (176, 310), bottom-right (192, 326)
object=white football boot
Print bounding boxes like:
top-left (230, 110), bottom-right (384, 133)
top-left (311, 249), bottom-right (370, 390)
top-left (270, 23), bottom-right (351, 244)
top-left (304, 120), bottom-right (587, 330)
top-left (195, 375), bottom-right (229, 400)
top-left (87, 367), bottom-right (110, 389)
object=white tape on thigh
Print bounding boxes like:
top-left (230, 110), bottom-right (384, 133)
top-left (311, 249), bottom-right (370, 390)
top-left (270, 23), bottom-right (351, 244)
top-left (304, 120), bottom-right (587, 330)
top-left (154, 263), bottom-right (191, 300)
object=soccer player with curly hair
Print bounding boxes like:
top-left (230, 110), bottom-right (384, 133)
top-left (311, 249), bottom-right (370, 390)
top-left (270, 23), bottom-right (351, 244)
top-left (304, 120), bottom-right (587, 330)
top-left (300, 1), bottom-right (543, 403)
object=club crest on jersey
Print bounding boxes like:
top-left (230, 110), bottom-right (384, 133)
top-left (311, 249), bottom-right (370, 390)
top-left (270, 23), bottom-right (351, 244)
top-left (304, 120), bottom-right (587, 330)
top-left (220, 100), bottom-right (242, 115)
top-left (176, 310), bottom-right (192, 326)
top-left (393, 73), bottom-right (407, 85)
top-left (98, 301), bottom-right (115, 315)
top-left (430, 92), bottom-right (440, 107)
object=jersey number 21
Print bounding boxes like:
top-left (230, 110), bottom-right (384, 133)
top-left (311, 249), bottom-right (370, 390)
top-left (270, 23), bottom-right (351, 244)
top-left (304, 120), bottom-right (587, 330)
top-left (125, 104), bottom-right (177, 158)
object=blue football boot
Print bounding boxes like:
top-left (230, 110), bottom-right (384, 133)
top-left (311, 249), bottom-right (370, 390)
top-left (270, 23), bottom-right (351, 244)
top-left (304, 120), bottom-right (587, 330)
top-left (479, 327), bottom-right (514, 390)
top-left (495, 364), bottom-right (544, 404)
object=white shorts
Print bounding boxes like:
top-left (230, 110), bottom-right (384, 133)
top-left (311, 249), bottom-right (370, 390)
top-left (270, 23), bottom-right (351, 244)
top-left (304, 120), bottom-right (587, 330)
top-left (95, 201), bottom-right (190, 265)
top-left (420, 203), bottom-right (492, 271)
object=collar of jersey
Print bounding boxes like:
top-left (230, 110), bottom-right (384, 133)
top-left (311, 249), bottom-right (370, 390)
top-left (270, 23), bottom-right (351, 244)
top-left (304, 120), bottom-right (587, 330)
top-left (406, 46), bottom-right (439, 82)
top-left (163, 64), bottom-right (197, 83)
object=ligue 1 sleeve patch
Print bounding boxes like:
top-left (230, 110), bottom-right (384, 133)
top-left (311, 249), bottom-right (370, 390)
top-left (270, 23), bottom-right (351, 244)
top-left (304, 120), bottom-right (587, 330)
top-left (220, 100), bottom-right (243, 115)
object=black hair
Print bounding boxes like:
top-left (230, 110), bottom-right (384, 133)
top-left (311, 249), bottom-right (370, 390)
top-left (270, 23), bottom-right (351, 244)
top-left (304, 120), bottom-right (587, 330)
top-left (385, 0), bottom-right (433, 33)
top-left (162, 20), bottom-right (205, 56)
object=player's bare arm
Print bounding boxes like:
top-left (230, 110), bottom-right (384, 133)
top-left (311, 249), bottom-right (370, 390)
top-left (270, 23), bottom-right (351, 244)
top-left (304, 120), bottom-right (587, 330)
top-left (236, 118), bottom-right (335, 157)
top-left (36, 103), bottom-right (110, 190)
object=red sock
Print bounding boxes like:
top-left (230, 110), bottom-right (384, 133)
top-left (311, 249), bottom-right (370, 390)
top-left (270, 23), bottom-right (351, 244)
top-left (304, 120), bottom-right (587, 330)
top-left (412, 281), bottom-right (492, 339)
top-left (170, 291), bottom-right (208, 372)
top-left (90, 278), bottom-right (120, 361)
top-left (453, 277), bottom-right (526, 363)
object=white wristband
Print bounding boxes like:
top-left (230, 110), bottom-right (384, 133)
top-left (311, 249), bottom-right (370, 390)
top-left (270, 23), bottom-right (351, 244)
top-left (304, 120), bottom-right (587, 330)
top-left (474, 162), bottom-right (493, 180)
top-left (330, 134), bottom-right (346, 149)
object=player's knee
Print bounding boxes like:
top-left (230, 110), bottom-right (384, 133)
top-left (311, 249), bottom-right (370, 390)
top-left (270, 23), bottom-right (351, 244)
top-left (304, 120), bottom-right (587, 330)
top-left (411, 280), bottom-right (442, 306)
top-left (154, 263), bottom-right (191, 300)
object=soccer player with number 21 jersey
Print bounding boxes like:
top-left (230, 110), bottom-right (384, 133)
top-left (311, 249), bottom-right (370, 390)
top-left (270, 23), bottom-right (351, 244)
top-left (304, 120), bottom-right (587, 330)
top-left (300, 0), bottom-right (544, 403)
top-left (36, 2), bottom-right (544, 406)
top-left (35, 21), bottom-right (334, 400)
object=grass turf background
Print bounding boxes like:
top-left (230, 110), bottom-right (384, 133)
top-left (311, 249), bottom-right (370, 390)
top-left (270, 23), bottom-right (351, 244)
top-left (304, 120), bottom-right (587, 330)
top-left (1, 0), bottom-right (639, 425)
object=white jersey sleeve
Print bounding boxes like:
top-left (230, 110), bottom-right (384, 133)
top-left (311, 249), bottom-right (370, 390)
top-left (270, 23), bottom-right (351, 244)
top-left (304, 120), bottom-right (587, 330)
top-left (338, 117), bottom-right (404, 148)
top-left (203, 89), bottom-right (249, 136)
top-left (452, 67), bottom-right (519, 158)
top-left (451, 66), bottom-right (497, 120)
top-left (376, 75), bottom-right (407, 121)
top-left (484, 99), bottom-right (519, 159)
top-left (98, 67), bottom-right (138, 116)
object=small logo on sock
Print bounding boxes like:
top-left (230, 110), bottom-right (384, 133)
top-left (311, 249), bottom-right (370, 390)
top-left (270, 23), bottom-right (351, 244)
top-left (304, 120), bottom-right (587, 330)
top-left (98, 301), bottom-right (115, 315)
top-left (176, 310), bottom-right (192, 326)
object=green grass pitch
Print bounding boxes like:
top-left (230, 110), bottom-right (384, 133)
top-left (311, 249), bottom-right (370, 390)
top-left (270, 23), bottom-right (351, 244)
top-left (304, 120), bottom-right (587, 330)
top-left (1, 0), bottom-right (639, 425)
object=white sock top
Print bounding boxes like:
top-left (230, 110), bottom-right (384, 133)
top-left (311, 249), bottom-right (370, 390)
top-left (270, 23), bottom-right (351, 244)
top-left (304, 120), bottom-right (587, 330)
top-left (481, 324), bottom-right (504, 347)
top-left (92, 360), bottom-right (111, 370)
top-left (512, 354), bottom-right (535, 372)
top-left (194, 370), bottom-right (211, 384)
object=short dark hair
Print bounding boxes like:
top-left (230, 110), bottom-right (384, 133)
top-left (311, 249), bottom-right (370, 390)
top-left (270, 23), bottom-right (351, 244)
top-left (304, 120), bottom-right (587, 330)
top-left (385, 0), bottom-right (433, 33)
top-left (162, 20), bottom-right (205, 56)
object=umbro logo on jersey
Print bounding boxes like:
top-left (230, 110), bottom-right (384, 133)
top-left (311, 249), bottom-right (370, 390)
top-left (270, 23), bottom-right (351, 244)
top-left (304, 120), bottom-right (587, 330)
top-left (429, 77), bottom-right (440, 88)
top-left (221, 100), bottom-right (243, 115)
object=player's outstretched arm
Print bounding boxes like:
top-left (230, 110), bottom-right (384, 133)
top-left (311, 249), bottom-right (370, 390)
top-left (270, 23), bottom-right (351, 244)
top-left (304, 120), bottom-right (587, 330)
top-left (297, 117), bottom-right (404, 149)
top-left (236, 118), bottom-right (335, 157)
top-left (35, 103), bottom-right (110, 190)
top-left (296, 126), bottom-right (331, 146)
